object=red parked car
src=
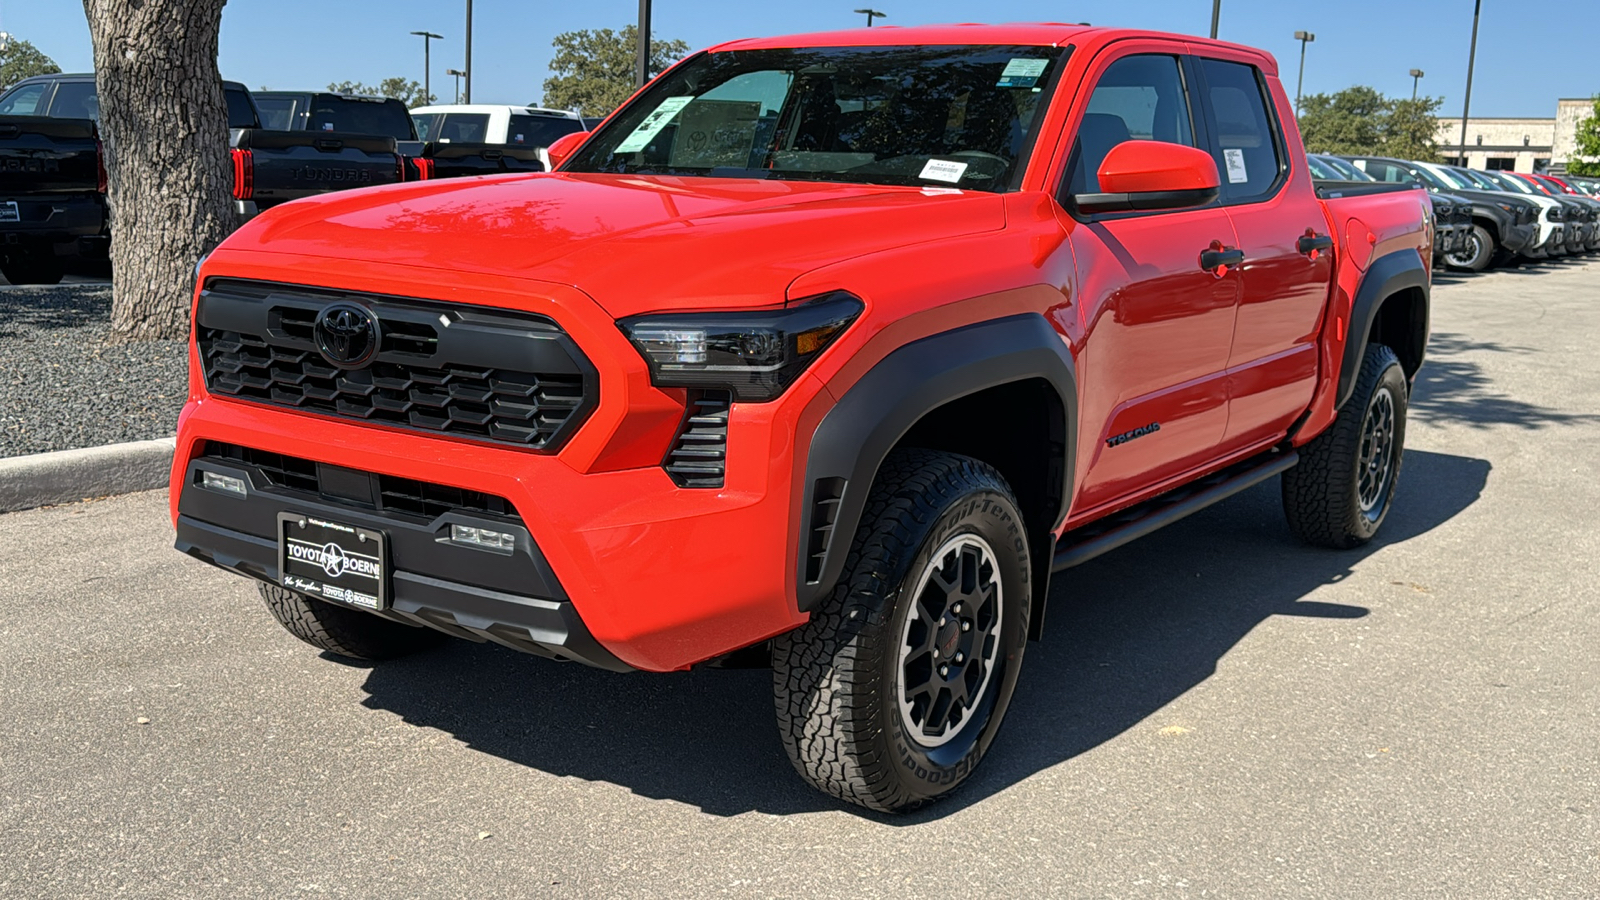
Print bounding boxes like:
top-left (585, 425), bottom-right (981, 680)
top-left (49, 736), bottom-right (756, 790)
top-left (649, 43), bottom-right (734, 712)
top-left (172, 24), bottom-right (1431, 811)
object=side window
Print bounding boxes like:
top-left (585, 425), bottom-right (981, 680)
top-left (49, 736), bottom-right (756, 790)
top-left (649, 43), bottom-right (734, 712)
top-left (46, 82), bottom-right (99, 121)
top-left (1197, 58), bottom-right (1285, 202)
top-left (0, 83), bottom-right (49, 117)
top-left (1065, 54), bottom-right (1193, 197)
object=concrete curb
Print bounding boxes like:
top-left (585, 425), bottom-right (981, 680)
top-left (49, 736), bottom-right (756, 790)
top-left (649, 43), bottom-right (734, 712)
top-left (0, 438), bottom-right (175, 513)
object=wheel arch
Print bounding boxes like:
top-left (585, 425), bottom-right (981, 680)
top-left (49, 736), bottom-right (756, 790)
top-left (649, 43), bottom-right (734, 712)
top-left (1337, 250), bottom-right (1430, 410)
top-left (797, 314), bottom-right (1077, 640)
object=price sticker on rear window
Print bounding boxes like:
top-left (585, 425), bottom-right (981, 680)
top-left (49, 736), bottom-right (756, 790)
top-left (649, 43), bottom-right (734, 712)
top-left (997, 58), bottom-right (1049, 88)
top-left (615, 96), bottom-right (694, 153)
top-left (919, 159), bottom-right (969, 184)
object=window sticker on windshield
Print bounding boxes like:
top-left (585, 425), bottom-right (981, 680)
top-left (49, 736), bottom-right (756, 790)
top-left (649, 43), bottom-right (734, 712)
top-left (919, 159), bottom-right (969, 184)
top-left (1224, 148), bottom-right (1249, 184)
top-left (615, 96), bottom-right (694, 153)
top-left (996, 58), bottom-right (1049, 88)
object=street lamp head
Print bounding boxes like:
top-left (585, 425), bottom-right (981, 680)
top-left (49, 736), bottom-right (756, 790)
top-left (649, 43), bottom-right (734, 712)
top-left (1294, 31), bottom-right (1315, 42)
top-left (853, 8), bottom-right (886, 15)
top-left (446, 69), bottom-right (466, 77)
top-left (1410, 68), bottom-right (1424, 78)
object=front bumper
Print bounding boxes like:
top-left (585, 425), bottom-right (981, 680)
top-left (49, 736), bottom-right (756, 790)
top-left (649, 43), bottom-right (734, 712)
top-left (1501, 222), bottom-right (1537, 254)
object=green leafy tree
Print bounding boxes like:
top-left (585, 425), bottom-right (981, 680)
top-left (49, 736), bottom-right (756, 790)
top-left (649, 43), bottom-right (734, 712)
top-left (541, 26), bottom-right (689, 117)
top-left (1297, 86), bottom-right (1389, 155)
top-left (326, 77), bottom-right (433, 107)
top-left (1382, 96), bottom-right (1443, 163)
top-left (1568, 96), bottom-right (1600, 177)
top-left (0, 36), bottom-right (62, 92)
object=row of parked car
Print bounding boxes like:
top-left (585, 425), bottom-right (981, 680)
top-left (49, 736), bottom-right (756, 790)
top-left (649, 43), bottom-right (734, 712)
top-left (1307, 151), bottom-right (1600, 271)
top-left (0, 73), bottom-right (588, 284)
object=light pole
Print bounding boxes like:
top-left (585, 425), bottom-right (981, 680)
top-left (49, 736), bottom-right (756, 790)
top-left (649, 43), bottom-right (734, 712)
top-left (463, 0), bottom-right (473, 103)
top-left (1293, 31), bottom-right (1315, 115)
top-left (635, 0), bottom-right (652, 89)
top-left (1209, 0), bottom-right (1220, 39)
top-left (1409, 68), bottom-right (1424, 101)
top-left (446, 68), bottom-right (466, 104)
top-left (410, 31), bottom-right (442, 105)
top-left (854, 8), bottom-right (886, 26)
top-left (1458, 0), bottom-right (1482, 166)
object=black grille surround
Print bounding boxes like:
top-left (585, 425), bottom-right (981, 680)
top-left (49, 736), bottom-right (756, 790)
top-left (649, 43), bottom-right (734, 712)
top-left (663, 390), bottom-right (731, 488)
top-left (196, 279), bottom-right (598, 451)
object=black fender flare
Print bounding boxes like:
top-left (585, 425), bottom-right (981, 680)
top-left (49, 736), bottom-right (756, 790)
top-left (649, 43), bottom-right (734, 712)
top-left (1337, 249), bottom-right (1431, 410)
top-left (795, 313), bottom-right (1078, 614)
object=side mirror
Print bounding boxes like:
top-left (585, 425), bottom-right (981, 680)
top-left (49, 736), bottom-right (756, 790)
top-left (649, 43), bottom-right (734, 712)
top-left (1073, 140), bottom-right (1221, 215)
top-left (545, 131), bottom-right (590, 171)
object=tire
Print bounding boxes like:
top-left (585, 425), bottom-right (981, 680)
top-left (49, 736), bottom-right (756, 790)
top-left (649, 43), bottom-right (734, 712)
top-left (772, 449), bottom-right (1031, 813)
top-left (1282, 343), bottom-right (1408, 549)
top-left (1444, 224), bottom-right (1494, 272)
top-left (0, 257), bottom-right (65, 286)
top-left (258, 582), bottom-right (444, 661)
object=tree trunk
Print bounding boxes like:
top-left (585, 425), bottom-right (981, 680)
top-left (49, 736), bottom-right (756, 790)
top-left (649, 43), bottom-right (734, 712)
top-left (83, 0), bottom-right (234, 342)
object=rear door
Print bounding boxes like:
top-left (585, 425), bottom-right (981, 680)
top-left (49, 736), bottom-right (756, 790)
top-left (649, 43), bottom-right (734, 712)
top-left (1062, 46), bottom-right (1241, 513)
top-left (1193, 53), bottom-right (1333, 452)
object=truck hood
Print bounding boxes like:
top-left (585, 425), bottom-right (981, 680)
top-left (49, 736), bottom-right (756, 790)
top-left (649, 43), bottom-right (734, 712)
top-left (226, 172), bottom-right (1007, 317)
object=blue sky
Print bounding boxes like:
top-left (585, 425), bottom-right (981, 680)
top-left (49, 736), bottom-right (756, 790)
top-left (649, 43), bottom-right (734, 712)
top-left (6, 1), bottom-right (1596, 117)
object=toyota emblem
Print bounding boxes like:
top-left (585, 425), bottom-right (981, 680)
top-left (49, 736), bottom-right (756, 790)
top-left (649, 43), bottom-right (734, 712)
top-left (313, 303), bottom-right (380, 368)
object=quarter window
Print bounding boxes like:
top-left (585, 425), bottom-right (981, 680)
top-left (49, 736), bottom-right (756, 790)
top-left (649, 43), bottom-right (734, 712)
top-left (1065, 54), bottom-right (1194, 197)
top-left (0, 82), bottom-right (47, 116)
top-left (1197, 59), bottom-right (1284, 202)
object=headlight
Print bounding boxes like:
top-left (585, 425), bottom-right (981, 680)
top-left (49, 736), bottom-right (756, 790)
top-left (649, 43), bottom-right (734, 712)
top-left (619, 292), bottom-right (864, 402)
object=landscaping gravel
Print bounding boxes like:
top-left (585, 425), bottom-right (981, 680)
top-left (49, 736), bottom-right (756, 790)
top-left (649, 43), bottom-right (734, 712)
top-left (0, 281), bottom-right (187, 457)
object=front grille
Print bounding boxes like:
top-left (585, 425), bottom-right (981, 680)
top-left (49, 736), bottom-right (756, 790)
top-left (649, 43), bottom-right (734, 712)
top-left (196, 279), bottom-right (597, 451)
top-left (663, 390), bottom-right (731, 489)
top-left (205, 441), bottom-right (520, 522)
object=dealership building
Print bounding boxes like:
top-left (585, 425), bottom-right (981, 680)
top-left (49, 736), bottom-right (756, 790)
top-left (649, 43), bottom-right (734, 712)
top-left (1434, 98), bottom-right (1592, 173)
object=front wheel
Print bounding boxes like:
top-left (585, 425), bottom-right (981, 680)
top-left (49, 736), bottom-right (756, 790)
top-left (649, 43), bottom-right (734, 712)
top-left (772, 449), bottom-right (1031, 813)
top-left (1445, 224), bottom-right (1495, 272)
top-left (1282, 343), bottom-right (1408, 548)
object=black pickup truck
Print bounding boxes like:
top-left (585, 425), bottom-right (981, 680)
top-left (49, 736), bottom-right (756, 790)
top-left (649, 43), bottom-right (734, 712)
top-left (0, 112), bottom-right (105, 285)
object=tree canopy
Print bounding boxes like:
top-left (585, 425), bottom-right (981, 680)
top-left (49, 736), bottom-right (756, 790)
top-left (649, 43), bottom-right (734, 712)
top-left (0, 36), bottom-right (62, 92)
top-left (541, 26), bottom-right (689, 117)
top-left (327, 78), bottom-right (433, 108)
top-left (1297, 86), bottom-right (1442, 162)
top-left (1568, 96), bottom-right (1600, 177)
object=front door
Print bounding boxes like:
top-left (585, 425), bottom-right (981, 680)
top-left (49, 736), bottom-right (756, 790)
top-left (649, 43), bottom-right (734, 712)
top-left (1062, 50), bottom-right (1242, 514)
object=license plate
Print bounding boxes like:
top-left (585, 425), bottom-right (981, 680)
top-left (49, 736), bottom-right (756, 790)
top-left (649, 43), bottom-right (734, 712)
top-left (277, 513), bottom-right (388, 610)
top-left (0, 202), bottom-right (17, 223)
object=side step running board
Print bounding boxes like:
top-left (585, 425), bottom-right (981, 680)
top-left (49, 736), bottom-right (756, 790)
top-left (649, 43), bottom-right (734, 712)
top-left (1052, 450), bottom-right (1300, 572)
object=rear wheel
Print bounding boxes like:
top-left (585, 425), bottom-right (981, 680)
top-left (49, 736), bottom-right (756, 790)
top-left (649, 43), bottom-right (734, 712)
top-left (1445, 224), bottom-right (1495, 272)
top-left (772, 449), bottom-right (1030, 813)
top-left (0, 256), bottom-right (65, 286)
top-left (258, 582), bottom-right (444, 661)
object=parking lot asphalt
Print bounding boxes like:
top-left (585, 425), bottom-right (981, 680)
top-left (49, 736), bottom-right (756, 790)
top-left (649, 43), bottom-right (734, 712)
top-left (2, 260), bottom-right (1598, 899)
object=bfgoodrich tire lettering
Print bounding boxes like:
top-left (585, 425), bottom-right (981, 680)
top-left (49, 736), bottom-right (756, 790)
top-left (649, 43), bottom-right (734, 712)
top-left (1282, 342), bottom-right (1408, 549)
top-left (258, 582), bottom-right (444, 661)
top-left (772, 449), bottom-right (1030, 813)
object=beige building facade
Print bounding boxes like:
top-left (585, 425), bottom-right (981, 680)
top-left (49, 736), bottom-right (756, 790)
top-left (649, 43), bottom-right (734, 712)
top-left (1432, 99), bottom-right (1592, 173)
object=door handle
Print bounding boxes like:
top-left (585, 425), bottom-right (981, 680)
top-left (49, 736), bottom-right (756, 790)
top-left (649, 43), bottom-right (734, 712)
top-left (1199, 247), bottom-right (1244, 273)
top-left (1297, 233), bottom-right (1335, 256)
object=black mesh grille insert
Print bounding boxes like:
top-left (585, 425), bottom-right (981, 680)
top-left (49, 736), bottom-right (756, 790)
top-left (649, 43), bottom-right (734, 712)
top-left (196, 279), bottom-right (596, 451)
top-left (205, 442), bottom-right (520, 522)
top-left (663, 390), bottom-right (731, 489)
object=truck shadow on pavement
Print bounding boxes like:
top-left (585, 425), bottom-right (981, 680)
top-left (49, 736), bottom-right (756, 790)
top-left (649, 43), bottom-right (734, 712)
top-left (355, 448), bottom-right (1489, 820)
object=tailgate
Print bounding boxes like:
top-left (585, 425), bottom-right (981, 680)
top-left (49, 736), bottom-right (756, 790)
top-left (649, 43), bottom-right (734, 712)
top-left (0, 116), bottom-right (100, 195)
top-left (421, 142), bottom-right (545, 180)
top-left (238, 129), bottom-right (402, 202)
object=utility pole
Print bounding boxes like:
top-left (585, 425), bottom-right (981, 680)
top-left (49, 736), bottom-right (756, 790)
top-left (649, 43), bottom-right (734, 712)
top-left (447, 69), bottom-right (465, 104)
top-left (1458, 0), bottom-right (1482, 166)
top-left (1209, 0), bottom-right (1220, 39)
top-left (1410, 68), bottom-right (1424, 101)
top-left (1293, 31), bottom-right (1315, 116)
top-left (410, 31), bottom-right (442, 105)
top-left (635, 0), bottom-right (652, 89)
top-left (463, 0), bottom-right (473, 103)
top-left (854, 8), bottom-right (886, 26)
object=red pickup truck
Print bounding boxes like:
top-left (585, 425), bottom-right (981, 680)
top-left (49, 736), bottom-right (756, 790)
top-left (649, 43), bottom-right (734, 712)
top-left (171, 24), bottom-right (1431, 812)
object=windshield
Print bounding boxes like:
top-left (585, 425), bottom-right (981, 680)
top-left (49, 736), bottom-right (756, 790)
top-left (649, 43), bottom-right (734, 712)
top-left (306, 96), bottom-right (417, 140)
top-left (1306, 156), bottom-right (1340, 179)
top-left (1324, 156), bottom-right (1373, 181)
top-left (1420, 165), bottom-right (1469, 190)
top-left (1452, 168), bottom-right (1500, 191)
top-left (1496, 173), bottom-right (1539, 195)
top-left (566, 44), bottom-right (1069, 192)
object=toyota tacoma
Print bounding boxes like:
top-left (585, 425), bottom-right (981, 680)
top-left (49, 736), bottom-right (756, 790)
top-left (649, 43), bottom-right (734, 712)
top-left (172, 24), bottom-right (1431, 812)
